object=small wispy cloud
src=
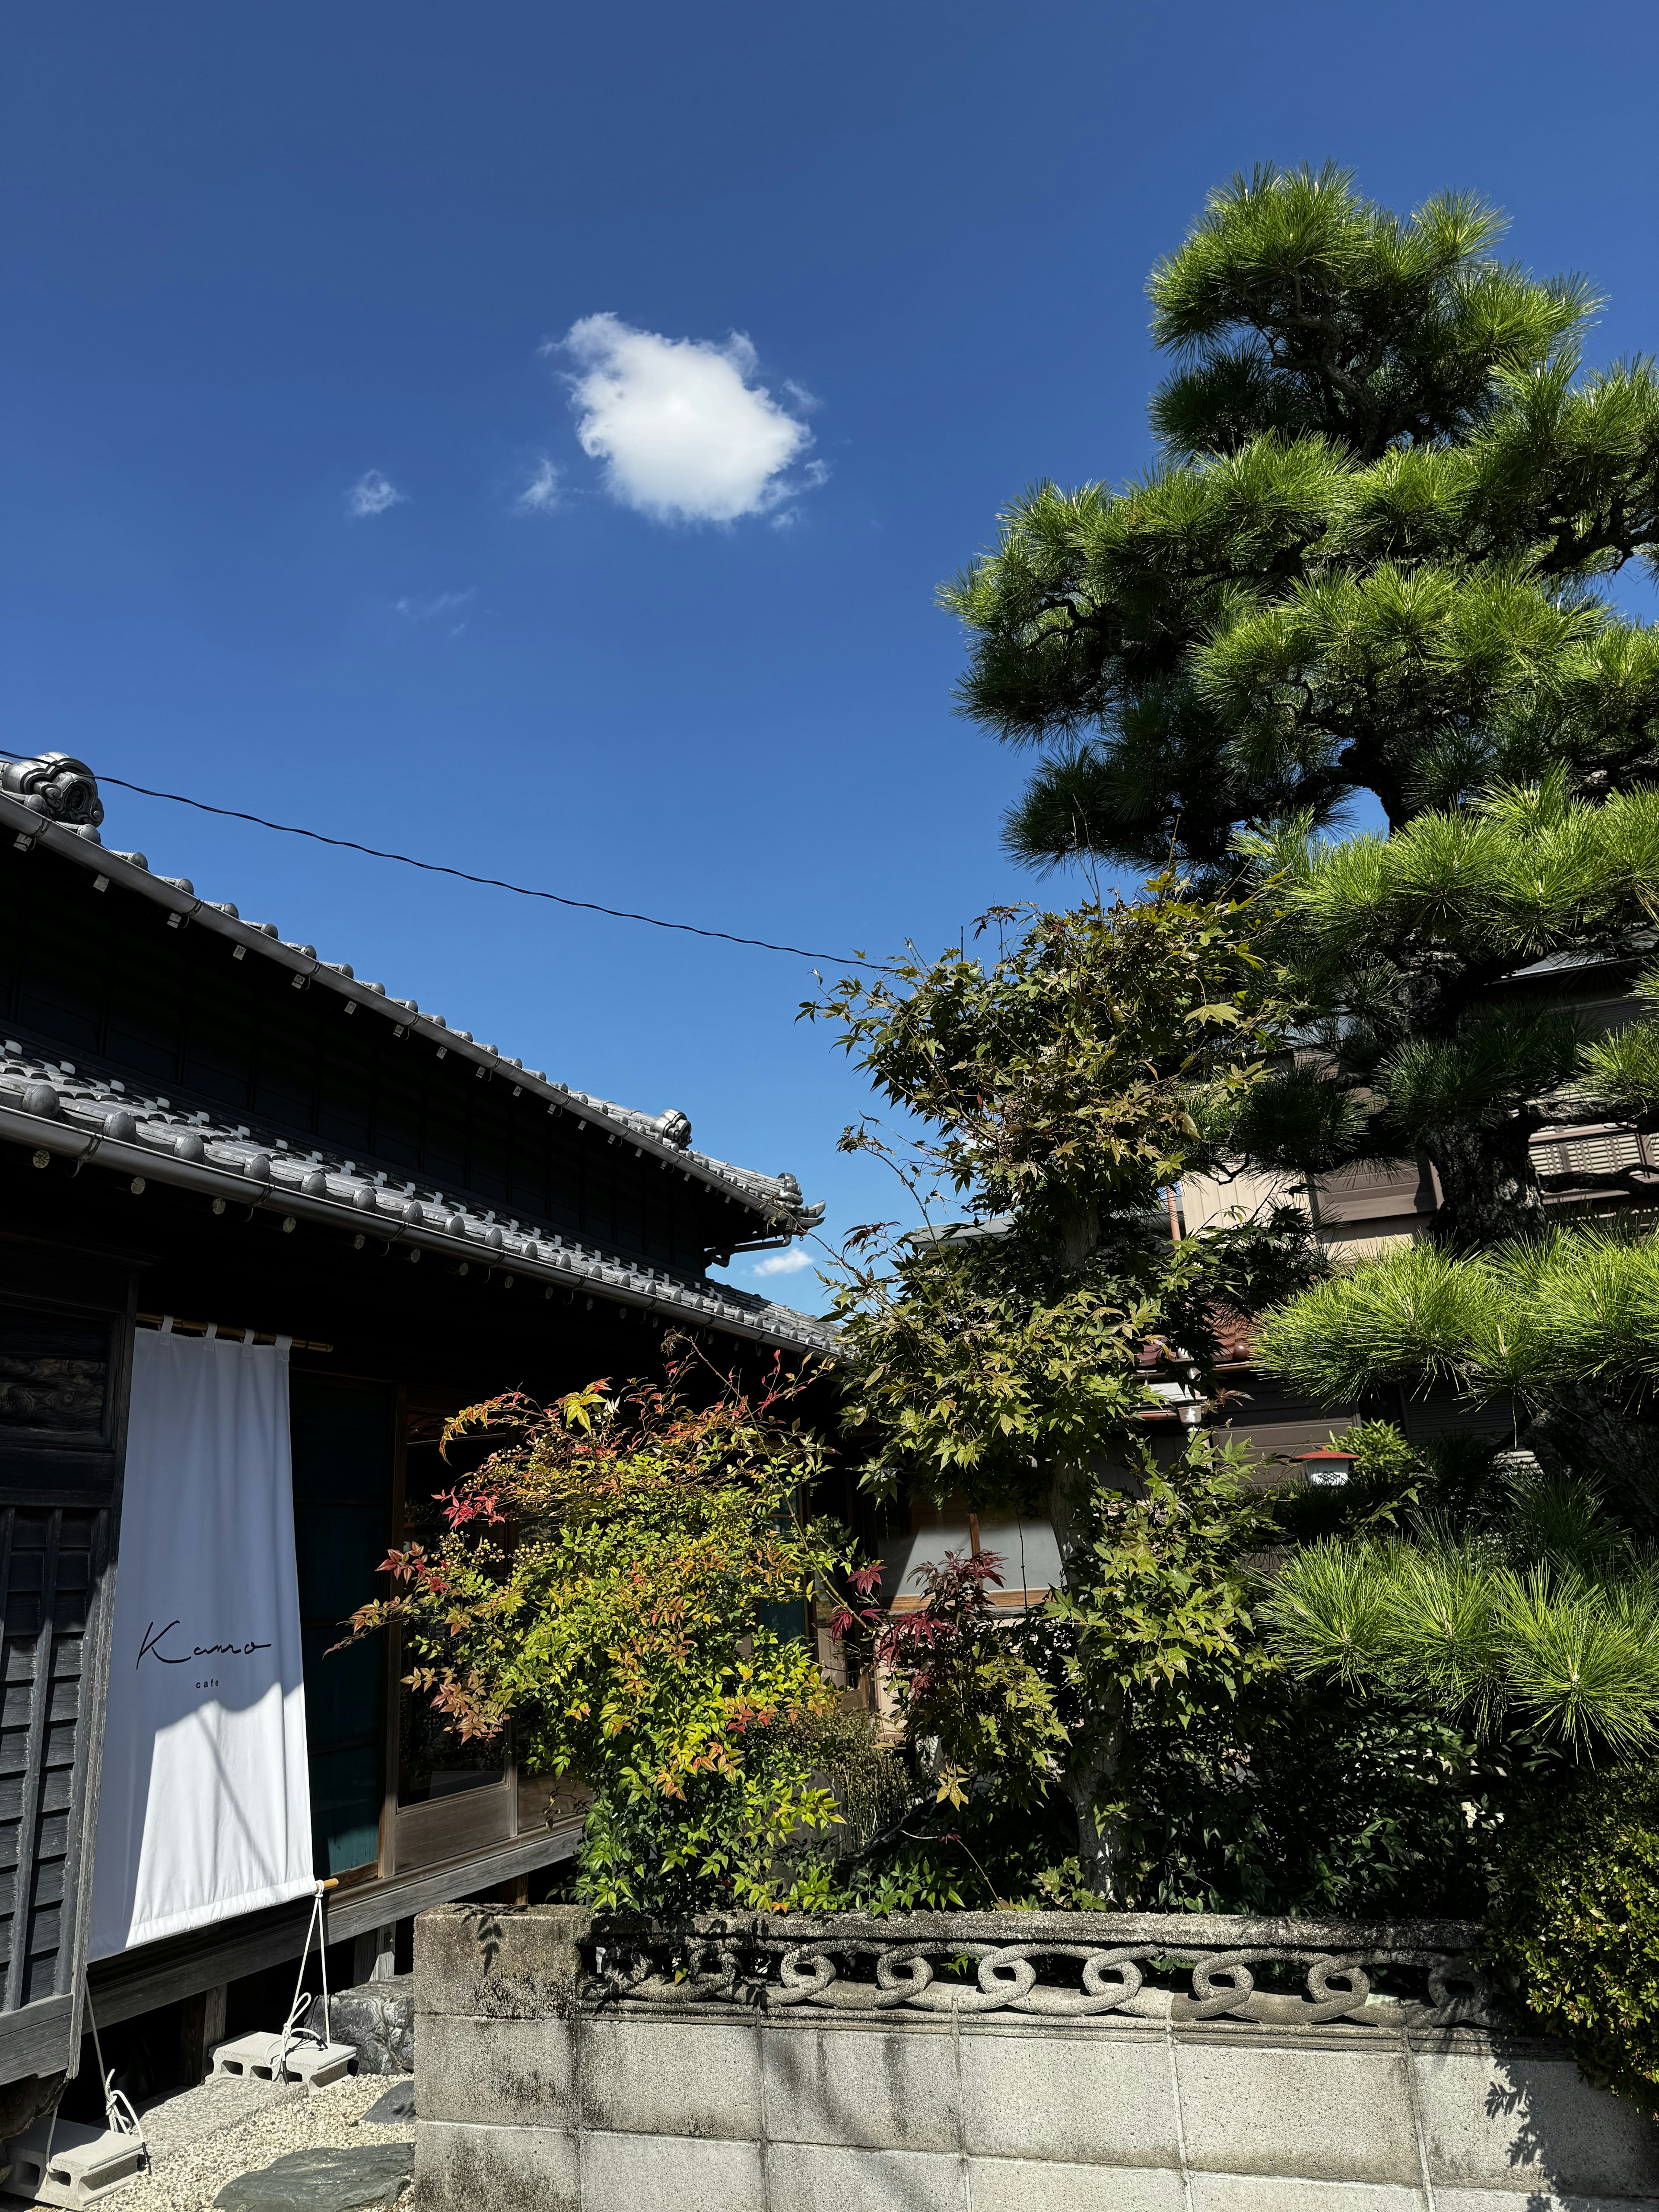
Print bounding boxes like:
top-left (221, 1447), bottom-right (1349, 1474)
top-left (394, 588), bottom-right (476, 633)
top-left (770, 460), bottom-right (832, 531)
top-left (347, 470), bottom-right (407, 519)
top-left (553, 313), bottom-right (822, 525)
top-left (751, 1248), bottom-right (815, 1278)
top-left (515, 456), bottom-right (564, 514)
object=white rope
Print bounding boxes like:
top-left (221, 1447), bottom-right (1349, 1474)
top-left (84, 1980), bottom-right (145, 2152)
top-left (36, 1972), bottom-right (149, 2177)
top-left (276, 1885), bottom-right (333, 2075)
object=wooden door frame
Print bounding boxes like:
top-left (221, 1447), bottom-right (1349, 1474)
top-left (377, 1382), bottom-right (407, 1879)
top-left (0, 1232), bottom-right (141, 2083)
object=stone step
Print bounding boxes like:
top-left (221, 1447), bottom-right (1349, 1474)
top-left (212, 2144), bottom-right (414, 2212)
top-left (358, 2083), bottom-right (414, 2128)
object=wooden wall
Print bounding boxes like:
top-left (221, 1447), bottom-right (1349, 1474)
top-left (0, 1233), bottom-right (133, 2085)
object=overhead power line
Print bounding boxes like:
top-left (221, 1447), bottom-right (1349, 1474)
top-left (2, 749), bottom-right (881, 970)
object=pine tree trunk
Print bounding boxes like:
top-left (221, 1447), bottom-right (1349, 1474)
top-left (1425, 1117), bottom-right (1546, 1252)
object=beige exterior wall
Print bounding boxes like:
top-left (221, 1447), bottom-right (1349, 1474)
top-left (1179, 967), bottom-right (1659, 1253)
top-left (1179, 1157), bottom-right (1433, 1259)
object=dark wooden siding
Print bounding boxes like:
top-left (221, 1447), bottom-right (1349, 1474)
top-left (0, 1244), bottom-right (133, 2079)
top-left (0, 851), bottom-right (732, 1272)
top-left (289, 1375), bottom-right (393, 1879)
top-left (1, 1508), bottom-right (102, 2005)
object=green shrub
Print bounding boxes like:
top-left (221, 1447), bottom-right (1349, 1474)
top-left (781, 1704), bottom-right (912, 1851)
top-left (349, 1361), bottom-right (857, 1916)
top-left (1132, 1678), bottom-right (1503, 1920)
top-left (1481, 1768), bottom-right (1659, 2118)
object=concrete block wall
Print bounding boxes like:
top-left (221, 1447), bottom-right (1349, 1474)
top-left (412, 1905), bottom-right (1659, 2212)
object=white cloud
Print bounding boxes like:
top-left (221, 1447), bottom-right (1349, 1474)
top-left (516, 456), bottom-right (564, 513)
top-left (347, 470), bottom-right (407, 519)
top-left (394, 588), bottom-right (475, 630)
top-left (556, 313), bottom-right (820, 524)
top-left (751, 1248), bottom-right (815, 1278)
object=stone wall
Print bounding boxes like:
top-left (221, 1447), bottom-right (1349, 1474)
top-left (411, 1903), bottom-right (1659, 2211)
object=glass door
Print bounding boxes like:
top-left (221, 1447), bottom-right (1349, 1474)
top-left (289, 1373), bottom-right (393, 1880)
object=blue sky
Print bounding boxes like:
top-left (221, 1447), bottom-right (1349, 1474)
top-left (5, 0), bottom-right (1657, 1300)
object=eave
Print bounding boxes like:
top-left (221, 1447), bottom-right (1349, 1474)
top-left (0, 1094), bottom-right (837, 1359)
top-left (0, 788), bottom-right (818, 1240)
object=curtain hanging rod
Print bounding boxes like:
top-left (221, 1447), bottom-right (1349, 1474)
top-left (136, 1310), bottom-right (334, 1353)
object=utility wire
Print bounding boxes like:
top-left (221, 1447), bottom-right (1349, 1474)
top-left (1, 748), bottom-right (881, 969)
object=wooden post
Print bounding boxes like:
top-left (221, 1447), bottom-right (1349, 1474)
top-left (353, 1926), bottom-right (397, 1986)
top-left (177, 1983), bottom-right (227, 2085)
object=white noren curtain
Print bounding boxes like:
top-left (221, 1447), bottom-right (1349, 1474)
top-left (89, 1325), bottom-right (313, 1959)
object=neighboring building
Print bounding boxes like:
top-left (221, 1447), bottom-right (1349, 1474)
top-left (1181, 1156), bottom-right (1439, 1264)
top-left (1183, 939), bottom-right (1659, 1265)
top-left (1174, 942), bottom-right (1659, 1465)
top-left (869, 949), bottom-right (1659, 1623)
top-left (0, 752), bottom-right (831, 2108)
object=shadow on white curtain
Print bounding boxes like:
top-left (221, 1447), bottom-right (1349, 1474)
top-left (89, 1324), bottom-right (313, 1959)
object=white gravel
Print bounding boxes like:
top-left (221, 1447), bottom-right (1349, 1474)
top-left (101, 2068), bottom-right (413, 2212)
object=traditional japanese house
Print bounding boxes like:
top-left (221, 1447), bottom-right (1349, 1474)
top-left (0, 751), bottom-right (832, 2116)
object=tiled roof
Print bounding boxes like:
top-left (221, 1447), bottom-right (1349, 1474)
top-left (0, 758), bottom-right (824, 1239)
top-left (0, 755), bottom-right (834, 1357)
top-left (0, 1040), bottom-right (836, 1356)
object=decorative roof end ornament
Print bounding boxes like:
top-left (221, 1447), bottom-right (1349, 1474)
top-left (1, 753), bottom-right (104, 829)
top-left (655, 1109), bottom-right (693, 1149)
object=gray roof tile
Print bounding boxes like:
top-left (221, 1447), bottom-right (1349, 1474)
top-left (0, 765), bottom-right (825, 1238)
top-left (0, 1045), bottom-right (834, 1356)
top-left (0, 758), bottom-right (833, 1356)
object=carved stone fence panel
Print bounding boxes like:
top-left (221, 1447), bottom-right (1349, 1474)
top-left (583, 1907), bottom-right (1493, 2035)
top-left (410, 1906), bottom-right (1659, 2211)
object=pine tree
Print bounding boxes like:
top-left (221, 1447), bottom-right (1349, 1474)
top-left (944, 165), bottom-right (1659, 874)
top-left (1262, 1465), bottom-right (1659, 1760)
top-left (915, 163), bottom-right (1659, 1914)
top-left (1226, 777), bottom-right (1659, 1252)
top-left (1258, 1222), bottom-right (1659, 1526)
top-left (1255, 1205), bottom-right (1659, 2099)
top-left (944, 168), bottom-right (1659, 1434)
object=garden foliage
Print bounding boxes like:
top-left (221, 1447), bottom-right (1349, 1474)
top-left (1229, 781), bottom-right (1659, 1249)
top-left (348, 1354), bottom-right (855, 1914)
top-left (835, 1548), bottom-right (1065, 1811)
top-left (1264, 1476), bottom-right (1659, 1757)
top-left (814, 885), bottom-right (1313, 1500)
top-left (1257, 1224), bottom-right (1659, 1524)
top-left (812, 886), bottom-right (1322, 1891)
top-left (1481, 1768), bottom-right (1659, 2118)
top-left (365, 165), bottom-right (1659, 2110)
top-left (938, 157), bottom-right (1659, 2093)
